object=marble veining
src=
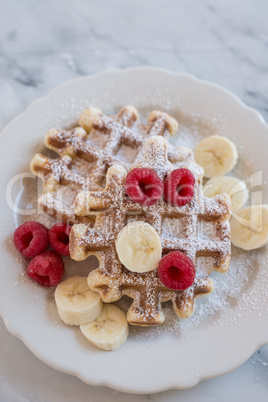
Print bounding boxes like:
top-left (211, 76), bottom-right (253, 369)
top-left (0, 0), bottom-right (268, 400)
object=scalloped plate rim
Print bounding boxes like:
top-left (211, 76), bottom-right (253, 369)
top-left (0, 67), bottom-right (268, 394)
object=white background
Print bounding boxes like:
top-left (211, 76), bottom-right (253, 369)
top-left (0, 0), bottom-right (268, 400)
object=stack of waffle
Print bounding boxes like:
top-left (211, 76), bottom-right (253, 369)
top-left (31, 106), bottom-right (231, 326)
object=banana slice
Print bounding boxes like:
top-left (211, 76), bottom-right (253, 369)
top-left (55, 276), bottom-right (103, 326)
top-left (80, 304), bottom-right (128, 351)
top-left (203, 176), bottom-right (248, 211)
top-left (115, 221), bottom-right (162, 273)
top-left (194, 135), bottom-right (238, 178)
top-left (230, 205), bottom-right (268, 250)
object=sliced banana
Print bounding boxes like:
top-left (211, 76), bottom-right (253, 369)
top-left (203, 176), bottom-right (248, 212)
top-left (115, 221), bottom-right (162, 273)
top-left (230, 205), bottom-right (268, 250)
top-left (80, 304), bottom-right (128, 351)
top-left (194, 135), bottom-right (238, 178)
top-left (55, 276), bottom-right (103, 326)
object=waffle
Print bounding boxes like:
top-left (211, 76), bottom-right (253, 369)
top-left (70, 136), bottom-right (231, 326)
top-left (30, 106), bottom-right (187, 225)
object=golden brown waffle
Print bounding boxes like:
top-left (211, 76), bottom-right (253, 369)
top-left (70, 136), bottom-right (231, 326)
top-left (30, 106), bottom-right (184, 225)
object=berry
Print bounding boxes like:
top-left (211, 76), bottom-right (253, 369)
top-left (27, 251), bottom-right (64, 287)
top-left (163, 168), bottom-right (195, 207)
top-left (14, 221), bottom-right (49, 258)
top-left (49, 223), bottom-right (71, 256)
top-left (125, 168), bottom-right (163, 206)
top-left (158, 251), bottom-right (195, 290)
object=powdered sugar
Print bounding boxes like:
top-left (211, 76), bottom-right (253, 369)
top-left (126, 245), bottom-right (266, 341)
top-left (33, 107), bottom-right (181, 225)
top-left (14, 99), bottom-right (267, 343)
top-left (71, 131), bottom-right (231, 325)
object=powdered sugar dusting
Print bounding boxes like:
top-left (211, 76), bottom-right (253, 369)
top-left (125, 245), bottom-right (268, 342)
top-left (13, 91), bottom-right (267, 347)
top-left (32, 107), bottom-right (182, 225)
top-left (71, 132), bottom-right (231, 325)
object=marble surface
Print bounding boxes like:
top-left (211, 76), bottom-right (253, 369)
top-left (0, 0), bottom-right (268, 400)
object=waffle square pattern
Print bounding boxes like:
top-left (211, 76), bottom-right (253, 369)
top-left (70, 136), bottom-right (231, 326)
top-left (30, 106), bottom-right (183, 225)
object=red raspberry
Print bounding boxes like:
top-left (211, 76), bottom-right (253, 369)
top-left (27, 251), bottom-right (64, 287)
top-left (14, 221), bottom-right (49, 258)
top-left (158, 251), bottom-right (195, 290)
top-left (163, 168), bottom-right (195, 207)
top-left (49, 223), bottom-right (71, 256)
top-left (125, 168), bottom-right (163, 206)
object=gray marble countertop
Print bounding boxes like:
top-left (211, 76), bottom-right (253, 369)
top-left (0, 0), bottom-right (268, 400)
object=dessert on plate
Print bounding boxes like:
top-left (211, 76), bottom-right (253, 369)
top-left (30, 106), bottom-right (182, 225)
top-left (13, 106), bottom-right (268, 351)
top-left (71, 135), bottom-right (231, 326)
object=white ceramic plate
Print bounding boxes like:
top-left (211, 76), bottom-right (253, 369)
top-left (1, 67), bottom-right (268, 393)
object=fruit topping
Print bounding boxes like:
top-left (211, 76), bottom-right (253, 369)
top-left (49, 223), bottom-right (71, 256)
top-left (14, 221), bottom-right (49, 258)
top-left (115, 221), bottom-right (162, 273)
top-left (163, 168), bottom-right (195, 207)
top-left (27, 250), bottom-right (64, 287)
top-left (125, 167), bottom-right (163, 206)
top-left (158, 251), bottom-right (195, 290)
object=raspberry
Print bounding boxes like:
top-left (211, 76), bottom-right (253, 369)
top-left (158, 251), bottom-right (195, 290)
top-left (49, 223), bottom-right (71, 256)
top-left (125, 168), bottom-right (163, 206)
top-left (163, 168), bottom-right (195, 207)
top-left (27, 251), bottom-right (64, 287)
top-left (14, 221), bottom-right (49, 258)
